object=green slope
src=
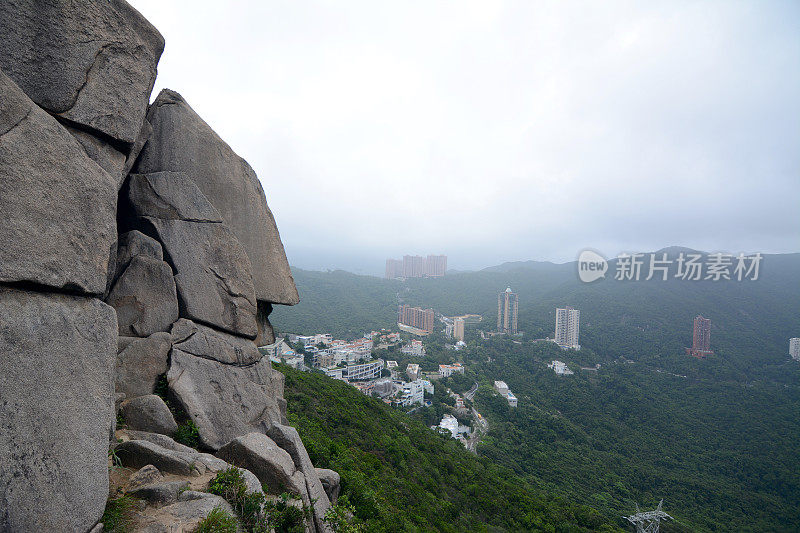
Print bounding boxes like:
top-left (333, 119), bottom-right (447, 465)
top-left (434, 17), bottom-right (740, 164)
top-left (279, 364), bottom-right (620, 532)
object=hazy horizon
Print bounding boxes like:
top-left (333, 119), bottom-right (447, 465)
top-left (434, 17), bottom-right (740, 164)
top-left (129, 1), bottom-right (800, 275)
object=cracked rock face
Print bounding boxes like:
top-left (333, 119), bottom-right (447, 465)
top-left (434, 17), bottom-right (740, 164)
top-left (135, 89), bottom-right (299, 306)
top-left (107, 254), bottom-right (179, 337)
top-left (0, 287), bottom-right (116, 533)
top-left (167, 349), bottom-right (283, 451)
top-left (125, 172), bottom-right (258, 338)
top-left (0, 0), bottom-right (164, 146)
top-left (171, 318), bottom-right (264, 366)
top-left (0, 69), bottom-right (117, 295)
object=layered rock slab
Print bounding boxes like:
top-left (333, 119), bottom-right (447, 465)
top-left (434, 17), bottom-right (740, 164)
top-left (0, 0), bottom-right (164, 145)
top-left (217, 433), bottom-right (304, 495)
top-left (135, 89), bottom-right (298, 305)
top-left (126, 171), bottom-right (257, 338)
top-left (171, 318), bottom-right (263, 366)
top-left (0, 287), bottom-right (116, 532)
top-left (0, 69), bottom-right (117, 295)
top-left (268, 424), bottom-right (333, 532)
top-left (167, 350), bottom-right (283, 451)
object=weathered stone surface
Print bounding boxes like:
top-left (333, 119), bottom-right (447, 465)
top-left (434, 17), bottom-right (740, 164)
top-left (115, 440), bottom-right (202, 477)
top-left (115, 230), bottom-right (164, 281)
top-left (0, 0), bottom-right (165, 145)
top-left (268, 424), bottom-right (332, 532)
top-left (217, 433), bottom-right (303, 495)
top-left (122, 430), bottom-right (198, 456)
top-left (107, 255), bottom-right (179, 337)
top-left (136, 89), bottom-right (299, 305)
top-left (255, 300), bottom-right (276, 346)
top-left (140, 494), bottom-right (233, 533)
top-left (128, 171), bottom-right (223, 223)
top-left (67, 124), bottom-right (127, 184)
top-left (316, 468), bottom-right (341, 504)
top-left (168, 349), bottom-right (283, 450)
top-left (0, 287), bottom-right (116, 532)
top-left (116, 332), bottom-right (171, 399)
top-left (129, 480), bottom-right (190, 505)
top-left (171, 318), bottom-right (263, 366)
top-left (120, 394), bottom-right (178, 436)
top-left (0, 69), bottom-right (117, 295)
top-left (127, 464), bottom-right (164, 491)
top-left (124, 172), bottom-right (258, 337)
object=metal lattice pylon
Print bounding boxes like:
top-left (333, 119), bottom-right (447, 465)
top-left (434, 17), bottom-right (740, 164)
top-left (624, 500), bottom-right (673, 533)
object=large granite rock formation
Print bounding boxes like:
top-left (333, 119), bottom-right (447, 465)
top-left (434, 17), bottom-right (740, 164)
top-left (0, 287), bottom-right (116, 532)
top-left (0, 1), bottom-right (328, 529)
top-left (0, 69), bottom-right (117, 296)
top-left (0, 0), bottom-right (164, 146)
top-left (135, 89), bottom-right (299, 306)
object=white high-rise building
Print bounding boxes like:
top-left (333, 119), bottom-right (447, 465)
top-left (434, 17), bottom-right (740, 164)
top-left (790, 338), bottom-right (800, 361)
top-left (554, 306), bottom-right (580, 350)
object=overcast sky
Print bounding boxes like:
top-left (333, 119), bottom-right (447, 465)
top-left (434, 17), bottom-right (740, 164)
top-left (129, 0), bottom-right (799, 274)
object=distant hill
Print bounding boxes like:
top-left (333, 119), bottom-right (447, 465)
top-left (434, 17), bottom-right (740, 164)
top-left (481, 259), bottom-right (566, 273)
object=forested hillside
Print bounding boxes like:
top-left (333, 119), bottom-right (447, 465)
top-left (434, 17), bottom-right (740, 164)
top-left (279, 363), bottom-right (620, 532)
top-left (270, 269), bottom-right (399, 339)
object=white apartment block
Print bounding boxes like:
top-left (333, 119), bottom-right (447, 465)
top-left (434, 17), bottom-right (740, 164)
top-left (398, 380), bottom-right (425, 406)
top-left (345, 359), bottom-right (384, 381)
top-left (506, 391), bottom-right (518, 407)
top-left (406, 363), bottom-right (420, 381)
top-left (555, 306), bottom-right (581, 349)
top-left (791, 338), bottom-right (800, 361)
top-left (548, 360), bottom-right (574, 375)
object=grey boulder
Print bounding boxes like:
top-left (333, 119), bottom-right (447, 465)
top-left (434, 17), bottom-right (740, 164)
top-left (120, 394), bottom-right (178, 436)
top-left (107, 254), bottom-right (179, 337)
top-left (116, 332), bottom-right (171, 399)
top-left (167, 349), bottom-right (283, 450)
top-left (171, 318), bottom-right (264, 366)
top-left (66, 124), bottom-right (127, 186)
top-left (136, 89), bottom-right (299, 305)
top-left (267, 424), bottom-right (331, 531)
top-left (255, 301), bottom-right (276, 346)
top-left (0, 69), bottom-right (117, 295)
top-left (267, 424), bottom-right (332, 532)
top-left (316, 468), bottom-right (341, 504)
top-left (115, 230), bottom-right (164, 281)
top-left (115, 440), bottom-right (202, 477)
top-left (217, 433), bottom-right (303, 495)
top-left (0, 0), bottom-right (164, 145)
top-left (128, 480), bottom-right (190, 505)
top-left (0, 288), bottom-right (116, 533)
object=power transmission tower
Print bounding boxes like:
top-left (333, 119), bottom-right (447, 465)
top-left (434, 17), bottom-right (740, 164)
top-left (624, 500), bottom-right (673, 533)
